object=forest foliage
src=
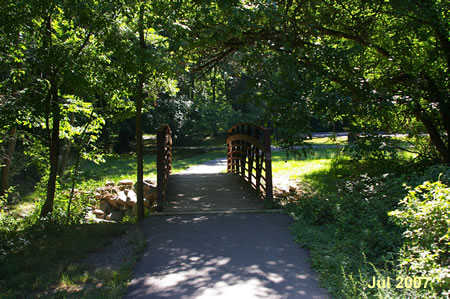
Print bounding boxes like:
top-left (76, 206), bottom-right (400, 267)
top-left (1, 1), bottom-right (448, 206)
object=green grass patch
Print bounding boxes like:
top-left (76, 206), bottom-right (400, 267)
top-left (272, 148), bottom-right (338, 180)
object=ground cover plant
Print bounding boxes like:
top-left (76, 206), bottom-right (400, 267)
top-left (273, 138), bottom-right (449, 298)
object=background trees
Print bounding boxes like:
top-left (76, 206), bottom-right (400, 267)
top-left (1, 0), bottom-right (448, 218)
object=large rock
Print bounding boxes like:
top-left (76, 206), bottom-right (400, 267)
top-left (93, 209), bottom-right (105, 219)
top-left (143, 178), bottom-right (156, 186)
top-left (117, 191), bottom-right (127, 206)
top-left (106, 210), bottom-right (123, 222)
top-left (144, 198), bottom-right (151, 208)
top-left (108, 188), bottom-right (119, 208)
top-left (145, 191), bottom-right (157, 206)
top-left (102, 191), bottom-right (113, 201)
top-left (105, 181), bottom-right (115, 187)
top-left (119, 179), bottom-right (134, 187)
top-left (126, 190), bottom-right (137, 207)
top-left (107, 194), bottom-right (118, 208)
top-left (143, 179), bottom-right (157, 198)
top-left (100, 200), bottom-right (112, 214)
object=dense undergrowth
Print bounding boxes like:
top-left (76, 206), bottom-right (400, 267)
top-left (281, 146), bottom-right (449, 298)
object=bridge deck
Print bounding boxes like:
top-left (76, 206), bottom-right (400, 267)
top-left (164, 173), bottom-right (265, 213)
top-left (159, 157), bottom-right (265, 214)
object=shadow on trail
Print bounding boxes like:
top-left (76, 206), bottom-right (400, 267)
top-left (126, 214), bottom-right (330, 299)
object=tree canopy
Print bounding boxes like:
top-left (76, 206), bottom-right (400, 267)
top-left (1, 0), bottom-right (448, 216)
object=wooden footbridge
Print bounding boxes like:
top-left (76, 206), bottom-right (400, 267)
top-left (155, 123), bottom-right (274, 214)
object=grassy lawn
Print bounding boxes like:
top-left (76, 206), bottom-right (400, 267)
top-left (272, 148), bottom-right (338, 179)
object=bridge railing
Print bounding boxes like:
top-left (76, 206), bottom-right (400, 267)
top-left (226, 123), bottom-right (273, 204)
top-left (157, 124), bottom-right (172, 210)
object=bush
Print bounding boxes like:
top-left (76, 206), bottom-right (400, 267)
top-left (344, 135), bottom-right (399, 161)
top-left (388, 180), bottom-right (450, 297)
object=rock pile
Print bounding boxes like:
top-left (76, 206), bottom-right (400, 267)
top-left (92, 179), bottom-right (157, 222)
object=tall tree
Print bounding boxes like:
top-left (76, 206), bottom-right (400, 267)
top-left (106, 0), bottom-right (177, 220)
top-left (0, 0), bottom-right (120, 216)
top-left (136, 2), bottom-right (146, 221)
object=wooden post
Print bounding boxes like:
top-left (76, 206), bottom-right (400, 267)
top-left (246, 124), bottom-right (251, 182)
top-left (156, 124), bottom-right (171, 211)
top-left (255, 149), bottom-right (261, 191)
top-left (157, 127), bottom-right (164, 210)
top-left (263, 128), bottom-right (273, 205)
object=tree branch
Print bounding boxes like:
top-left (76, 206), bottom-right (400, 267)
top-left (317, 26), bottom-right (391, 58)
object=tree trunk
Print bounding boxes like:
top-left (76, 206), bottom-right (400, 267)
top-left (211, 67), bottom-right (216, 104)
top-left (135, 2), bottom-right (145, 222)
top-left (40, 79), bottom-right (60, 217)
top-left (347, 119), bottom-right (358, 144)
top-left (414, 108), bottom-right (449, 163)
top-left (0, 126), bottom-right (17, 200)
top-left (210, 67), bottom-right (218, 137)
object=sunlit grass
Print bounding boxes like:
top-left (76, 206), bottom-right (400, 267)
top-left (304, 135), bottom-right (347, 145)
top-left (272, 148), bottom-right (338, 180)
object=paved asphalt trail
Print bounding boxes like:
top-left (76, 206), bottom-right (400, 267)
top-left (126, 158), bottom-right (330, 298)
top-left (126, 214), bottom-right (330, 298)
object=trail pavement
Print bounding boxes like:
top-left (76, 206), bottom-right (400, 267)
top-left (125, 159), bottom-right (330, 298)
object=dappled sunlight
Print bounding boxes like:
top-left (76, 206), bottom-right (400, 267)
top-left (195, 278), bottom-right (280, 299)
top-left (127, 214), bottom-right (330, 298)
top-left (79, 154), bottom-right (158, 183)
top-left (164, 172), bottom-right (265, 212)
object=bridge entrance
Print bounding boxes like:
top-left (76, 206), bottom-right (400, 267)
top-left (155, 123), bottom-right (273, 214)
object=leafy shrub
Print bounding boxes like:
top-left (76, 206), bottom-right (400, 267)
top-left (289, 194), bottom-right (336, 225)
top-left (388, 180), bottom-right (450, 296)
top-left (344, 135), bottom-right (399, 161)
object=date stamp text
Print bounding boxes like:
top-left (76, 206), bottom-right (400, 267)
top-left (368, 276), bottom-right (431, 289)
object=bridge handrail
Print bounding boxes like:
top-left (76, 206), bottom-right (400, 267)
top-left (226, 123), bottom-right (273, 204)
top-left (157, 124), bottom-right (172, 211)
